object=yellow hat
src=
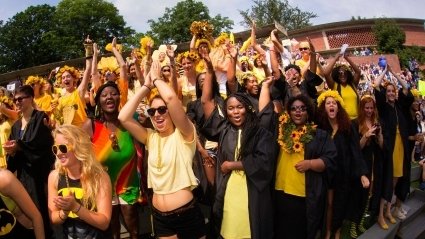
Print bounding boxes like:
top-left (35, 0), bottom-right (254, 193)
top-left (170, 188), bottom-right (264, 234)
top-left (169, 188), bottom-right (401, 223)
top-left (299, 41), bottom-right (310, 49)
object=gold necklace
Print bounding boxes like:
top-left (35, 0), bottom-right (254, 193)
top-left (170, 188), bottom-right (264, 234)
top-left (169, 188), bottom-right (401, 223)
top-left (156, 137), bottom-right (162, 172)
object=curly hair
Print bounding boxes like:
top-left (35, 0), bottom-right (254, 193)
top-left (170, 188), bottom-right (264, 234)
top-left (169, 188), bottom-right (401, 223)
top-left (316, 96), bottom-right (352, 135)
top-left (286, 94), bottom-right (315, 123)
top-left (53, 125), bottom-right (105, 210)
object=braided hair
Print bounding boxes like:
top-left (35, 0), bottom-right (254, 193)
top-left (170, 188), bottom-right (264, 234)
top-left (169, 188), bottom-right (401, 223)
top-left (224, 92), bottom-right (259, 161)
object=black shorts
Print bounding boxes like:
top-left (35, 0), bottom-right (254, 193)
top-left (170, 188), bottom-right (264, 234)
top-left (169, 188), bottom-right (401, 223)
top-left (152, 199), bottom-right (206, 238)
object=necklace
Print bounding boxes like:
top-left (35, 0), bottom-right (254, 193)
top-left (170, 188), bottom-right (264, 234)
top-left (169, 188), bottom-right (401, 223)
top-left (104, 121), bottom-right (120, 151)
top-left (156, 137), bottom-right (162, 172)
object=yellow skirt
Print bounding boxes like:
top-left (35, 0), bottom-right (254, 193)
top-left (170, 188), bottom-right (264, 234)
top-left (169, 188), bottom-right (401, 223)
top-left (392, 127), bottom-right (404, 178)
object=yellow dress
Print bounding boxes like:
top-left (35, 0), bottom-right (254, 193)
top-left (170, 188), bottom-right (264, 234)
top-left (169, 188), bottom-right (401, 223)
top-left (0, 120), bottom-right (13, 168)
top-left (275, 148), bottom-right (306, 197)
top-left (180, 76), bottom-right (197, 111)
top-left (392, 127), bottom-right (404, 177)
top-left (221, 129), bottom-right (251, 238)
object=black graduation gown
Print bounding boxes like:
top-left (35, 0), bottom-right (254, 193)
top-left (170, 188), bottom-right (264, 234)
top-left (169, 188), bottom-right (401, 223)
top-left (375, 87), bottom-right (414, 202)
top-left (326, 125), bottom-right (368, 230)
top-left (258, 102), bottom-right (337, 239)
top-left (7, 110), bottom-right (55, 237)
top-left (351, 121), bottom-right (385, 221)
top-left (202, 107), bottom-right (275, 239)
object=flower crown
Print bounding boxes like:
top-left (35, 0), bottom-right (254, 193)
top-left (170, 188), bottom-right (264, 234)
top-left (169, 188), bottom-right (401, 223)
top-left (411, 88), bottom-right (420, 98)
top-left (25, 75), bottom-right (45, 85)
top-left (360, 93), bottom-right (375, 102)
top-left (317, 90), bottom-right (345, 107)
top-left (0, 96), bottom-right (14, 108)
top-left (214, 32), bottom-right (229, 47)
top-left (176, 51), bottom-right (199, 64)
top-left (190, 21), bottom-right (213, 39)
top-left (195, 38), bottom-right (212, 50)
top-left (97, 57), bottom-right (120, 75)
top-left (55, 66), bottom-right (80, 83)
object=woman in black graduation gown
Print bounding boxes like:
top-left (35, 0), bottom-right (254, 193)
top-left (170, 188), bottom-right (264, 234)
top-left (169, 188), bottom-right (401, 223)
top-left (315, 90), bottom-right (369, 239)
top-left (257, 79), bottom-right (337, 239)
top-left (373, 66), bottom-right (414, 221)
top-left (201, 54), bottom-right (275, 239)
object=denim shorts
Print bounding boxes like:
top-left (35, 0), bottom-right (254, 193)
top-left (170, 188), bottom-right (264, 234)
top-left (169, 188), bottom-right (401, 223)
top-left (152, 199), bottom-right (206, 238)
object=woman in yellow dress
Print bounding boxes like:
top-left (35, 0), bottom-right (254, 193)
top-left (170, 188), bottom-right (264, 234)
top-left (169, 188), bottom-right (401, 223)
top-left (25, 76), bottom-right (52, 113)
top-left (0, 96), bottom-right (18, 168)
top-left (176, 51), bottom-right (199, 110)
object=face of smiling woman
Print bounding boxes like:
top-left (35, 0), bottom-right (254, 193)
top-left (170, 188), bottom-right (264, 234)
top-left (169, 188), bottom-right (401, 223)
top-left (226, 97), bottom-right (246, 128)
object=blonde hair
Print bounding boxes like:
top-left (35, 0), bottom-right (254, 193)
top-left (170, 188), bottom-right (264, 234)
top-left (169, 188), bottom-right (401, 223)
top-left (53, 125), bottom-right (105, 210)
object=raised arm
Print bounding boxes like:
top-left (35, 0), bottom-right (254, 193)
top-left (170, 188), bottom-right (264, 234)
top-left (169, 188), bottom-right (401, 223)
top-left (190, 35), bottom-right (197, 52)
top-left (226, 43), bottom-right (238, 93)
top-left (166, 45), bottom-right (178, 94)
top-left (112, 37), bottom-right (128, 82)
top-left (307, 38), bottom-right (317, 74)
top-left (91, 43), bottom-right (102, 92)
top-left (201, 53), bottom-right (216, 120)
top-left (269, 44), bottom-right (281, 79)
top-left (345, 54), bottom-right (361, 85)
top-left (259, 76), bottom-right (274, 112)
top-left (251, 21), bottom-right (267, 56)
top-left (132, 49), bottom-right (145, 86)
top-left (151, 61), bottom-right (194, 141)
top-left (118, 73), bottom-right (152, 145)
top-left (388, 64), bottom-right (409, 95)
top-left (78, 36), bottom-right (93, 99)
top-left (373, 66), bottom-right (388, 91)
top-left (270, 29), bottom-right (283, 53)
top-left (322, 52), bottom-right (341, 89)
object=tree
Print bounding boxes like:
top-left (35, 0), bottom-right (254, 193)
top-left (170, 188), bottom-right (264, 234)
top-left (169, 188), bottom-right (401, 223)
top-left (0, 5), bottom-right (58, 73)
top-left (147, 0), bottom-right (234, 44)
top-left (397, 46), bottom-right (425, 68)
top-left (51, 0), bottom-right (134, 59)
top-left (372, 18), bottom-right (405, 54)
top-left (239, 0), bottom-right (317, 30)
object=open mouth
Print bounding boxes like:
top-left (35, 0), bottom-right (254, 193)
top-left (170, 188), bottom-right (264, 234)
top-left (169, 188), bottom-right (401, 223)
top-left (105, 100), bottom-right (116, 109)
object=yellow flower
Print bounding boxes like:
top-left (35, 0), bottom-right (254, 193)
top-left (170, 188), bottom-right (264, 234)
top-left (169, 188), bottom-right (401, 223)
top-left (301, 125), bottom-right (307, 133)
top-left (317, 90), bottom-right (345, 108)
top-left (291, 131), bottom-right (301, 141)
top-left (279, 113), bottom-right (289, 124)
top-left (293, 142), bottom-right (303, 153)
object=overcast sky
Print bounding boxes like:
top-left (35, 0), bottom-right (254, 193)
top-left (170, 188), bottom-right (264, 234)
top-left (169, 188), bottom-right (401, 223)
top-left (1, 0), bottom-right (424, 33)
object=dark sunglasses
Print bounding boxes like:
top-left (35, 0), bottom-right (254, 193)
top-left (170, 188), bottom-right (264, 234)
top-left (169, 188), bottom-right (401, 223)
top-left (162, 69), bottom-right (171, 72)
top-left (13, 96), bottom-right (30, 103)
top-left (290, 105), bottom-right (307, 112)
top-left (299, 47), bottom-right (310, 51)
top-left (147, 106), bottom-right (168, 117)
top-left (52, 144), bottom-right (72, 155)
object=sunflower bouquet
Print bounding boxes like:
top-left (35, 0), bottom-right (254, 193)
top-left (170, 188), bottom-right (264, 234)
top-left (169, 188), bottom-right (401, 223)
top-left (190, 21), bottom-right (213, 39)
top-left (277, 113), bottom-right (316, 153)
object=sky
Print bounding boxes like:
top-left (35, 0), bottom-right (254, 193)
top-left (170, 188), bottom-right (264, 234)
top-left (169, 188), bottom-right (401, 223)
top-left (1, 0), bottom-right (424, 34)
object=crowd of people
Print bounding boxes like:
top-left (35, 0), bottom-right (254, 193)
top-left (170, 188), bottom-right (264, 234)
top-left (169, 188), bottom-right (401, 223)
top-left (0, 19), bottom-right (424, 239)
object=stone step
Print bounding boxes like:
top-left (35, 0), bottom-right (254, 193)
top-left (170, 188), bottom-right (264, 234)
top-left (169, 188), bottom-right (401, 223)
top-left (397, 212), bottom-right (425, 239)
top-left (358, 189), bottom-right (425, 239)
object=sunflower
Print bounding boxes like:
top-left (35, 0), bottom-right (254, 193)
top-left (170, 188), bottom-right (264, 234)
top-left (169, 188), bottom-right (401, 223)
top-left (277, 112), bottom-right (316, 153)
top-left (293, 142), bottom-right (303, 153)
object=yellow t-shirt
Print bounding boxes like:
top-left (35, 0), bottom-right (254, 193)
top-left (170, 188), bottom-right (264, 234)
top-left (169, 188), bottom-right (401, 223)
top-left (333, 83), bottom-right (358, 119)
top-left (35, 94), bottom-right (53, 113)
top-left (275, 149), bottom-right (306, 197)
top-left (57, 90), bottom-right (87, 127)
top-left (146, 127), bottom-right (198, 194)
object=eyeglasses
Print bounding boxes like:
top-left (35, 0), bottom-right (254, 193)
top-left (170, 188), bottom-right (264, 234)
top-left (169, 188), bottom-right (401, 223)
top-left (290, 105), bottom-right (307, 112)
top-left (13, 96), bottom-right (30, 103)
top-left (299, 47), bottom-right (310, 51)
top-left (147, 106), bottom-right (168, 116)
top-left (52, 144), bottom-right (72, 155)
top-left (162, 69), bottom-right (171, 72)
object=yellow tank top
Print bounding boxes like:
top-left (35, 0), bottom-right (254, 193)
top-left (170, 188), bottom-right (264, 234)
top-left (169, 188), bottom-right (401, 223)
top-left (180, 76), bottom-right (197, 110)
top-left (333, 83), bottom-right (358, 119)
top-left (35, 94), bottom-right (53, 113)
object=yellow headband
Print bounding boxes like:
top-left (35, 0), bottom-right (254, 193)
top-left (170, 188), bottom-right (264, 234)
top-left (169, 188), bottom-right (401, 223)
top-left (317, 90), bottom-right (345, 108)
top-left (176, 51), bottom-right (199, 64)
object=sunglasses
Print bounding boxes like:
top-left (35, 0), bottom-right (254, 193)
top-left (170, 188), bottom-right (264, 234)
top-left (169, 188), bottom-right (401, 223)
top-left (162, 69), bottom-right (171, 72)
top-left (299, 47), bottom-right (310, 51)
top-left (290, 105), bottom-right (307, 112)
top-left (52, 144), bottom-right (72, 155)
top-left (13, 96), bottom-right (30, 103)
top-left (147, 106), bottom-right (168, 117)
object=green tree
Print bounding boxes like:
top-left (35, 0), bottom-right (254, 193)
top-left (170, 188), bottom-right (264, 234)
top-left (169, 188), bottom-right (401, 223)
top-left (239, 0), bottom-right (317, 30)
top-left (372, 18), bottom-right (405, 54)
top-left (397, 46), bottom-right (425, 68)
top-left (0, 5), bottom-right (58, 73)
top-left (148, 0), bottom-right (234, 44)
top-left (51, 0), bottom-right (135, 59)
